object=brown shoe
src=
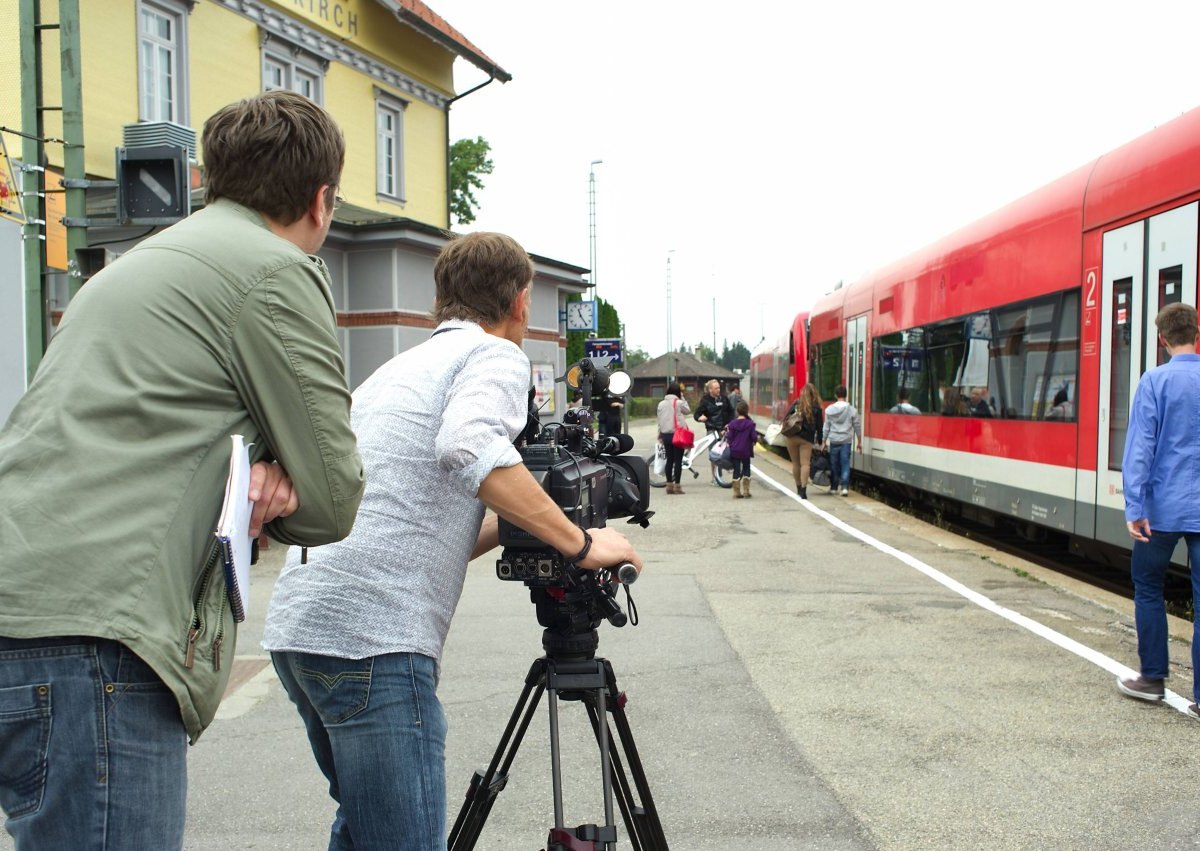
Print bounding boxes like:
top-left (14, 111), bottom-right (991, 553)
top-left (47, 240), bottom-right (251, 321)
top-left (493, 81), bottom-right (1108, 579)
top-left (733, 479), bottom-right (743, 498)
top-left (665, 483), bottom-right (676, 494)
top-left (675, 482), bottom-right (685, 494)
top-left (1117, 675), bottom-right (1165, 702)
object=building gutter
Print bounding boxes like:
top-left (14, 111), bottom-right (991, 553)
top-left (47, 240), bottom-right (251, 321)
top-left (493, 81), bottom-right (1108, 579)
top-left (443, 74), bottom-right (497, 229)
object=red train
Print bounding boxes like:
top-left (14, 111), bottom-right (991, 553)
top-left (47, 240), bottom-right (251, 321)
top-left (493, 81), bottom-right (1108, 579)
top-left (748, 312), bottom-right (808, 425)
top-left (755, 105), bottom-right (1200, 558)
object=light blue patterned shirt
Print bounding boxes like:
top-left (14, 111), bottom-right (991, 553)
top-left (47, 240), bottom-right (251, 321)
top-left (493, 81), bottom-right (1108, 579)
top-left (262, 320), bottom-right (530, 662)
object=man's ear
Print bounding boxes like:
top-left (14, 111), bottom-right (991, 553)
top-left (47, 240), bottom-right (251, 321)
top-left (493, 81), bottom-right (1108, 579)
top-left (309, 185), bottom-right (333, 228)
top-left (512, 285), bottom-right (531, 320)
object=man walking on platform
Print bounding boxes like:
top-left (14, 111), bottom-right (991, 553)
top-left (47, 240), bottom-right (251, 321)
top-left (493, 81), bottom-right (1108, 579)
top-left (822, 384), bottom-right (861, 496)
top-left (1118, 302), bottom-right (1200, 720)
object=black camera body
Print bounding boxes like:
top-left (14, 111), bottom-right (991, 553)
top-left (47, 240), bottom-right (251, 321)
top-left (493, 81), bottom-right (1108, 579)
top-left (496, 359), bottom-right (651, 640)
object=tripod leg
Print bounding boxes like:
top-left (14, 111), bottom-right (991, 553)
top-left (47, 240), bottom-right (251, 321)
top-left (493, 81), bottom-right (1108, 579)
top-left (582, 660), bottom-right (669, 851)
top-left (448, 660), bottom-right (548, 851)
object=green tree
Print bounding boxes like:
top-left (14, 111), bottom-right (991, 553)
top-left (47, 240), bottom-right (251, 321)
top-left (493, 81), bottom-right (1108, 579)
top-left (720, 341), bottom-right (751, 371)
top-left (623, 346), bottom-right (649, 369)
top-left (449, 136), bottom-right (494, 225)
top-left (695, 342), bottom-right (718, 364)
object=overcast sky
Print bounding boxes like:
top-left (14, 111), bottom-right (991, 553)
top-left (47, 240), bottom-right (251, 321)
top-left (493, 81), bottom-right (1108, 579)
top-left (439, 0), bottom-right (1200, 357)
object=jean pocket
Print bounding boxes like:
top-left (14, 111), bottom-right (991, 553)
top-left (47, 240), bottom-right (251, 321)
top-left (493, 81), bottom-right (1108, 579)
top-left (0, 683), bottom-right (51, 819)
top-left (293, 655), bottom-right (373, 725)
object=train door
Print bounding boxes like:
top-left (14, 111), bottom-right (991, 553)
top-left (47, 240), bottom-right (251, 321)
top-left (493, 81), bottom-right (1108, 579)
top-left (1095, 203), bottom-right (1198, 539)
top-left (846, 313), bottom-right (868, 420)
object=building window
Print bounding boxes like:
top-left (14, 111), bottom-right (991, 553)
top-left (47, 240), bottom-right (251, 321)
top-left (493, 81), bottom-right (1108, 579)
top-left (376, 92), bottom-right (406, 201)
top-left (262, 39), bottom-right (326, 104)
top-left (137, 0), bottom-right (189, 124)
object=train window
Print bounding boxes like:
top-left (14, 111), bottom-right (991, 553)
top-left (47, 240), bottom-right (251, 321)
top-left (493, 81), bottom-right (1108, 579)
top-left (1156, 264), bottom-right (1183, 365)
top-left (813, 338), bottom-right (842, 402)
top-left (873, 329), bottom-right (929, 413)
top-left (1108, 277), bottom-right (1134, 471)
top-left (871, 290), bottom-right (1080, 421)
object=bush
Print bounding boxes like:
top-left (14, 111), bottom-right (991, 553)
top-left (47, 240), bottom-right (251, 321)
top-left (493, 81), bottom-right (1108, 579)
top-left (627, 397), bottom-right (658, 418)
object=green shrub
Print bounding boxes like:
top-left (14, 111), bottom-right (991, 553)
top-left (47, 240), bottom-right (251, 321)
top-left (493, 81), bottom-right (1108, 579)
top-left (627, 397), bottom-right (658, 418)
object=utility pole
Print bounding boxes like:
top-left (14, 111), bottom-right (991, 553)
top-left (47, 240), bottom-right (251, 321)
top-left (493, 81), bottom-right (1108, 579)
top-left (17, 0), bottom-right (85, 383)
top-left (19, 0), bottom-right (47, 383)
top-left (666, 250), bottom-right (675, 385)
top-left (60, 0), bottom-right (86, 300)
top-left (588, 159), bottom-right (602, 302)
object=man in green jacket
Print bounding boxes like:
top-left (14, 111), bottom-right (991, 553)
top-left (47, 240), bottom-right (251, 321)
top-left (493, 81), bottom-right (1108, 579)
top-left (0, 91), bottom-right (364, 849)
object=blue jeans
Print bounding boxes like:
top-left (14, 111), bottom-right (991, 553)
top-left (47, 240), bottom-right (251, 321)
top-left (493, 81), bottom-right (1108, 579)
top-left (272, 650), bottom-right (447, 851)
top-left (828, 442), bottom-right (852, 488)
top-left (1130, 531), bottom-right (1200, 701)
top-left (0, 636), bottom-right (187, 850)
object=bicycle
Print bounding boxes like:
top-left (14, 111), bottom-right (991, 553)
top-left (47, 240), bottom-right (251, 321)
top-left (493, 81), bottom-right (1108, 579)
top-left (646, 429), bottom-right (732, 489)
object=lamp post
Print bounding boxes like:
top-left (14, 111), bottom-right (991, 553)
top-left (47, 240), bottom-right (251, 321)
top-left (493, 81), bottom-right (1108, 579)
top-left (588, 160), bottom-right (603, 303)
top-left (666, 250), bottom-right (675, 385)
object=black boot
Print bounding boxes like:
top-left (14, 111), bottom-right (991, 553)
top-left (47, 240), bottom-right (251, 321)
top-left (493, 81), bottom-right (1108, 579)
top-left (799, 485), bottom-right (807, 499)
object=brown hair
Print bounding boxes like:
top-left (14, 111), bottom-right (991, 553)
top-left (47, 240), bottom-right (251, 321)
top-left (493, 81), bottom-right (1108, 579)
top-left (736, 400), bottom-right (749, 417)
top-left (1156, 302), bottom-right (1199, 347)
top-left (202, 90), bottom-right (345, 225)
top-left (433, 232), bottom-right (534, 326)
top-left (798, 383), bottom-right (821, 421)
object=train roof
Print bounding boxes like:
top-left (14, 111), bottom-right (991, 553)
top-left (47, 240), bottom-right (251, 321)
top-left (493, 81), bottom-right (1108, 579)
top-left (812, 105), bottom-right (1200, 321)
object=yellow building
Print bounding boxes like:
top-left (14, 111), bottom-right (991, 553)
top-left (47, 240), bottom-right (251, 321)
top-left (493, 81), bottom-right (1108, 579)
top-left (0, 0), bottom-right (587, 416)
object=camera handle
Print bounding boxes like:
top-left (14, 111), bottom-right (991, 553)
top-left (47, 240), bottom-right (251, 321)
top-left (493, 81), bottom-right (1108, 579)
top-left (447, 649), bottom-right (669, 851)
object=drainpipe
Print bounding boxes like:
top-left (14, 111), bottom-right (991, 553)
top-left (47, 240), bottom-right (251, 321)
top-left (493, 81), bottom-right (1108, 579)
top-left (443, 74), bottom-right (496, 230)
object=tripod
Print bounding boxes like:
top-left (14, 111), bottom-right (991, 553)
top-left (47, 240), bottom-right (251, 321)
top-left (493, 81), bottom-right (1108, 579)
top-left (448, 628), bottom-right (669, 850)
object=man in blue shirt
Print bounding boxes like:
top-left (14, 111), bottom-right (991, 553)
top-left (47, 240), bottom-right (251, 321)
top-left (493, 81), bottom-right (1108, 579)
top-left (1118, 302), bottom-right (1200, 720)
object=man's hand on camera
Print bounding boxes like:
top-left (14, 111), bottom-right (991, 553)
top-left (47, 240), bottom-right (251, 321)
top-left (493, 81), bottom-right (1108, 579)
top-left (578, 527), bottom-right (643, 575)
top-left (248, 461), bottom-right (299, 538)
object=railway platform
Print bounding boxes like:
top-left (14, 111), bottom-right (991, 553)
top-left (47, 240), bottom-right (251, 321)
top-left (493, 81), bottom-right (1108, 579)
top-left (13, 418), bottom-right (1196, 850)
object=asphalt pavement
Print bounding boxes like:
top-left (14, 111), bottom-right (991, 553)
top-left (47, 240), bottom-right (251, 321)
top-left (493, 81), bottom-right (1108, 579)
top-left (6, 417), bottom-right (1200, 850)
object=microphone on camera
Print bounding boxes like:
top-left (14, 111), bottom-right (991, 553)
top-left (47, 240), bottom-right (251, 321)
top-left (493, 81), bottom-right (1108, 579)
top-left (595, 433), bottom-right (636, 456)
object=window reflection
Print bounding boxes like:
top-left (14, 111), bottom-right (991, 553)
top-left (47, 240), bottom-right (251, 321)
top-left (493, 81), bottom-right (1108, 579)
top-left (871, 290), bottom-right (1080, 422)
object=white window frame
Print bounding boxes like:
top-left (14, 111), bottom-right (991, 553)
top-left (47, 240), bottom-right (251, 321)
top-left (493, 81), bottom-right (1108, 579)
top-left (262, 36), bottom-right (327, 105)
top-left (136, 0), bottom-right (191, 124)
top-left (375, 90), bottom-right (407, 203)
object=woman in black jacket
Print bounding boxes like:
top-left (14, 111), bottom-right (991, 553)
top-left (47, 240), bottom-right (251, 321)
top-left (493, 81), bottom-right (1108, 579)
top-left (784, 383), bottom-right (823, 498)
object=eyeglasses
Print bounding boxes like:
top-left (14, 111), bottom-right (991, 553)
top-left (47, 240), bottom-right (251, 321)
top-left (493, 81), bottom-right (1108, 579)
top-left (333, 193), bottom-right (345, 211)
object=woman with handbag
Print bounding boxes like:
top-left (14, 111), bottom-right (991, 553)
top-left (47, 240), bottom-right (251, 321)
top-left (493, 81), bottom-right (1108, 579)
top-left (656, 381), bottom-right (691, 494)
top-left (782, 383), bottom-right (823, 499)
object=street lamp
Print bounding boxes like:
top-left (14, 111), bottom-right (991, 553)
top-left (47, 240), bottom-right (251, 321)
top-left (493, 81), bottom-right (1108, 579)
top-left (666, 250), bottom-right (675, 384)
top-left (588, 160), bottom-right (603, 303)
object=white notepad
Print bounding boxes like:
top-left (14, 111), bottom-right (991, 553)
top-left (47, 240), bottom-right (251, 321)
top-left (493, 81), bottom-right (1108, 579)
top-left (215, 434), bottom-right (253, 623)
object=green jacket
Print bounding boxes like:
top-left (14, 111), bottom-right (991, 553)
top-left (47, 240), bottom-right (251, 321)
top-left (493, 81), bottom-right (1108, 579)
top-left (0, 200), bottom-right (364, 741)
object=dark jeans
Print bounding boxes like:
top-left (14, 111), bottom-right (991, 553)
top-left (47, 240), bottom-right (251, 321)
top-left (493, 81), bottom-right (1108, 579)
top-left (661, 432), bottom-right (684, 484)
top-left (731, 457), bottom-right (751, 479)
top-left (1130, 531), bottom-right (1200, 701)
top-left (272, 650), bottom-right (448, 851)
top-left (0, 636), bottom-right (188, 850)
top-left (829, 441), bottom-right (852, 488)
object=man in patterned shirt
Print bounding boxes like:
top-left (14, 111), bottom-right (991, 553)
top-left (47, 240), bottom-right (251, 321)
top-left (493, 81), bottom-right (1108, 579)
top-left (263, 232), bottom-right (644, 849)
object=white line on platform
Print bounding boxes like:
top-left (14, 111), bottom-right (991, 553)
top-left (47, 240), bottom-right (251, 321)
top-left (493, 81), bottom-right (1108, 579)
top-left (751, 464), bottom-right (1196, 718)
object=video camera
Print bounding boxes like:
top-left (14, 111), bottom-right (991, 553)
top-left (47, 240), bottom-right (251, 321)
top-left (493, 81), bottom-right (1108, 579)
top-left (496, 358), bottom-right (652, 644)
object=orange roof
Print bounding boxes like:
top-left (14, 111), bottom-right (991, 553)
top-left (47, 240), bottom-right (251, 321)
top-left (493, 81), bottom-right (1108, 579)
top-left (376, 0), bottom-right (512, 83)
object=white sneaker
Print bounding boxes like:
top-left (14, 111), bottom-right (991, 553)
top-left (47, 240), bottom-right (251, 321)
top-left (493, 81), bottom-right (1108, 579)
top-left (839, 487), bottom-right (849, 496)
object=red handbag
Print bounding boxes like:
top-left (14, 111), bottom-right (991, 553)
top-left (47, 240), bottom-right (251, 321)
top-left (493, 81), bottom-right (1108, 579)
top-left (671, 399), bottom-right (695, 448)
